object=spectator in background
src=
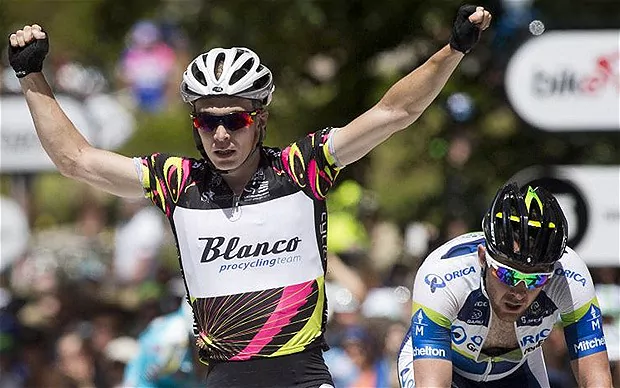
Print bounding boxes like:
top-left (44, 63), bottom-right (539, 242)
top-left (56, 329), bottom-right (106, 388)
top-left (0, 309), bottom-right (24, 388)
top-left (19, 326), bottom-right (67, 387)
top-left (357, 189), bottom-right (404, 279)
top-left (158, 18), bottom-right (191, 96)
top-left (327, 180), bottom-right (369, 256)
top-left (89, 311), bottom-right (123, 359)
top-left (382, 319), bottom-right (409, 388)
top-left (593, 267), bottom-right (620, 387)
top-left (117, 20), bottom-right (177, 112)
top-left (123, 298), bottom-right (197, 387)
top-left (328, 180), bottom-right (404, 282)
top-left (113, 198), bottom-right (165, 287)
top-left (341, 325), bottom-right (391, 388)
top-left (52, 53), bottom-right (107, 98)
top-left (324, 253), bottom-right (366, 388)
top-left (102, 336), bottom-right (139, 388)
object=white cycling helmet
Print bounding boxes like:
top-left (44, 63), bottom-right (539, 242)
top-left (180, 47), bottom-right (275, 106)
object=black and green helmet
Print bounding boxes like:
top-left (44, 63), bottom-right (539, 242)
top-left (482, 182), bottom-right (569, 268)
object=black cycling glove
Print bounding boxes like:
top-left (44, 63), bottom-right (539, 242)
top-left (449, 5), bottom-right (481, 54)
top-left (8, 32), bottom-right (49, 78)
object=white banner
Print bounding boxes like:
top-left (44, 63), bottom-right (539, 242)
top-left (512, 166), bottom-right (620, 267)
top-left (0, 93), bottom-right (134, 173)
top-left (0, 196), bottom-right (30, 271)
top-left (505, 30), bottom-right (620, 131)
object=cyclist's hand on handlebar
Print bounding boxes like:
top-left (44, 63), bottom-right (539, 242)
top-left (8, 24), bottom-right (49, 78)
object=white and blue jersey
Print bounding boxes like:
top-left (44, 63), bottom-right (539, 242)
top-left (397, 232), bottom-right (607, 387)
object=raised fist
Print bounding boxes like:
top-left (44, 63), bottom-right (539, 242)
top-left (449, 5), bottom-right (492, 54)
top-left (8, 24), bottom-right (49, 78)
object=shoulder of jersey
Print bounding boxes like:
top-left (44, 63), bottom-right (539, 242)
top-left (552, 246), bottom-right (590, 280)
top-left (424, 232), bottom-right (485, 265)
top-left (554, 247), bottom-right (588, 274)
top-left (557, 247), bottom-right (582, 265)
top-left (416, 232), bottom-right (483, 296)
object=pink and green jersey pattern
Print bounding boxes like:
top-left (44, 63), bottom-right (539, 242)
top-left (136, 127), bottom-right (340, 362)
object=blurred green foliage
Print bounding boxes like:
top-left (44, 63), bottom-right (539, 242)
top-left (2, 0), bottom-right (619, 234)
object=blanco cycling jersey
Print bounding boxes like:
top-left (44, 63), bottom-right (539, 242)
top-left (397, 232), bottom-right (607, 387)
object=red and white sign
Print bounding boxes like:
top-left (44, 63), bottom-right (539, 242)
top-left (505, 30), bottom-right (619, 131)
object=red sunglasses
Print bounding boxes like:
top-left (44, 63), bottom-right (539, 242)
top-left (191, 110), bottom-right (259, 132)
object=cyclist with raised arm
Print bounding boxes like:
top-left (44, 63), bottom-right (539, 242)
top-left (8, 6), bottom-right (492, 387)
top-left (397, 182), bottom-right (613, 387)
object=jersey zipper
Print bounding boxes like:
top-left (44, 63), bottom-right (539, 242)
top-left (482, 358), bottom-right (493, 381)
top-left (481, 308), bottom-right (493, 381)
top-left (230, 194), bottom-right (242, 221)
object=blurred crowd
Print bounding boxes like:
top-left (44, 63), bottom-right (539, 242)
top-left (1, 18), bottom-right (187, 114)
top-left (1, 16), bottom-right (619, 388)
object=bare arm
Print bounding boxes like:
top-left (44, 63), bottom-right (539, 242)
top-left (414, 359), bottom-right (453, 387)
top-left (332, 45), bottom-right (464, 166)
top-left (570, 352), bottom-right (613, 387)
top-left (331, 7), bottom-right (491, 166)
top-left (11, 26), bottom-right (143, 198)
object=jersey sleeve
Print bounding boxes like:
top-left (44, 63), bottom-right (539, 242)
top-left (408, 261), bottom-right (460, 361)
top-left (135, 153), bottom-right (195, 217)
top-left (280, 127), bottom-right (341, 200)
top-left (552, 249), bottom-right (607, 360)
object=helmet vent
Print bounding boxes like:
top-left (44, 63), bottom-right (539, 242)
top-left (253, 74), bottom-right (271, 89)
top-left (214, 53), bottom-right (226, 81)
top-left (230, 58), bottom-right (254, 85)
top-left (191, 63), bottom-right (207, 86)
top-left (529, 205), bottom-right (542, 220)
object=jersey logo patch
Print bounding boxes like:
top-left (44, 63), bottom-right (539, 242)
top-left (424, 274), bottom-right (446, 293)
top-left (457, 290), bottom-right (490, 326)
top-left (554, 267), bottom-right (587, 287)
top-left (517, 292), bottom-right (558, 327)
top-left (452, 325), bottom-right (467, 344)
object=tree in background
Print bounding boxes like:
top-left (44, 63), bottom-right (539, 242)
top-left (3, 0), bottom-right (619, 232)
